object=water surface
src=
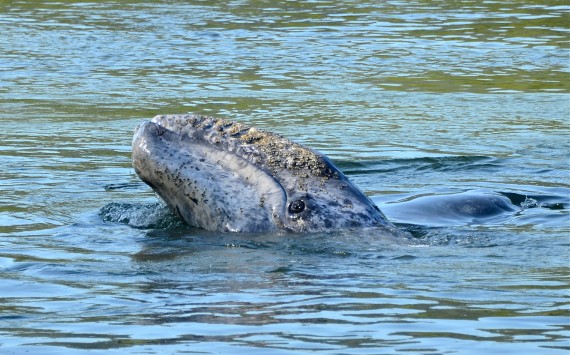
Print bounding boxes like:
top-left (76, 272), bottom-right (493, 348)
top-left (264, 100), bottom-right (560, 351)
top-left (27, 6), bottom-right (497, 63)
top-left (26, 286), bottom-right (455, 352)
top-left (1, 1), bottom-right (569, 354)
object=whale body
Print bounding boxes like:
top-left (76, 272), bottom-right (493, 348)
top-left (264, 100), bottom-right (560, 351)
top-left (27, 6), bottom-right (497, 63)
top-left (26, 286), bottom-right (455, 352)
top-left (132, 114), bottom-right (397, 233)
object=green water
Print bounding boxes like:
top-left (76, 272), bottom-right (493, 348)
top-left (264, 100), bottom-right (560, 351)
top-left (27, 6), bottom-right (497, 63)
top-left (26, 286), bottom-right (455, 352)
top-left (1, 1), bottom-right (569, 354)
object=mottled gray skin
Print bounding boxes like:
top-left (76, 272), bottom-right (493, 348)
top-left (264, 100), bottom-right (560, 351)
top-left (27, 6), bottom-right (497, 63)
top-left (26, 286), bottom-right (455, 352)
top-left (132, 114), bottom-right (396, 233)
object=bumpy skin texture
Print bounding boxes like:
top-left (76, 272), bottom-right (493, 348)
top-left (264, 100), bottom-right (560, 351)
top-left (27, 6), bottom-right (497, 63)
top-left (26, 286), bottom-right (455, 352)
top-left (132, 114), bottom-right (396, 233)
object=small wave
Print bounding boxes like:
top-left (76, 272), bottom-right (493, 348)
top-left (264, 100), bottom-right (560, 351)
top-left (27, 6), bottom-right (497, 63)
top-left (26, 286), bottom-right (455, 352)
top-left (103, 183), bottom-right (145, 191)
top-left (413, 229), bottom-right (500, 248)
top-left (98, 202), bottom-right (186, 229)
top-left (337, 156), bottom-right (501, 175)
top-left (501, 191), bottom-right (567, 210)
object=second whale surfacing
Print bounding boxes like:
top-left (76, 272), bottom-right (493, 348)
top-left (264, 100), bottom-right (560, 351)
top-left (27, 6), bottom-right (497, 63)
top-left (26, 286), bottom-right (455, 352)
top-left (132, 114), bottom-right (398, 234)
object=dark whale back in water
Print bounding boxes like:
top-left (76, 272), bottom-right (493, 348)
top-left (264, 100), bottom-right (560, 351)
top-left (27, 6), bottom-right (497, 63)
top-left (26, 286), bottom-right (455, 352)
top-left (132, 114), bottom-right (397, 233)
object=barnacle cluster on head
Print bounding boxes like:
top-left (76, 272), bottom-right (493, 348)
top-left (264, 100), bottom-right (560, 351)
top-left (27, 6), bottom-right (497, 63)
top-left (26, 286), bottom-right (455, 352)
top-left (157, 114), bottom-right (338, 178)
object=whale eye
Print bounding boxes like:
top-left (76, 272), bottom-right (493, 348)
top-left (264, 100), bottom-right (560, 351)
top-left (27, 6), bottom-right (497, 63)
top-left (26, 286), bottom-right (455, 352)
top-left (288, 200), bottom-right (305, 214)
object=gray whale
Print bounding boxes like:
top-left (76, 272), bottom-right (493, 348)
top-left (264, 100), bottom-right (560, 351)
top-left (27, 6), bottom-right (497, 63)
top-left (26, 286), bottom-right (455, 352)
top-left (132, 114), bottom-right (397, 233)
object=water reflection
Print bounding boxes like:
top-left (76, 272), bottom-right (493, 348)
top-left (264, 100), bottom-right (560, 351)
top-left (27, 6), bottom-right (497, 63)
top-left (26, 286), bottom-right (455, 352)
top-left (1, 0), bottom-right (568, 110)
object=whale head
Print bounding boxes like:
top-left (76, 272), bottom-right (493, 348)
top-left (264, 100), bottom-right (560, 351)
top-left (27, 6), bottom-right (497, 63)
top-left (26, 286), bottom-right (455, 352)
top-left (132, 114), bottom-right (394, 233)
